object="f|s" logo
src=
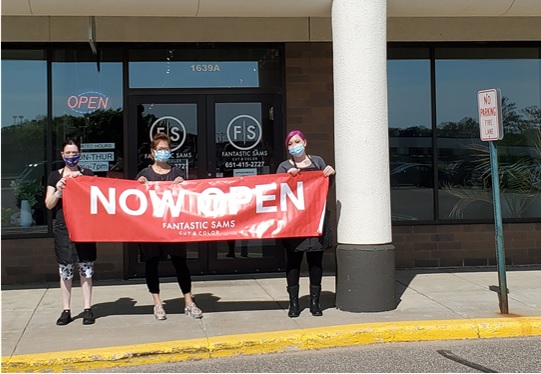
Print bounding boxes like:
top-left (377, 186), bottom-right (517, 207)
top-left (226, 115), bottom-right (262, 151)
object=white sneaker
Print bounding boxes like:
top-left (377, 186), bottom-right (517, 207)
top-left (184, 302), bottom-right (203, 319)
top-left (153, 304), bottom-right (167, 320)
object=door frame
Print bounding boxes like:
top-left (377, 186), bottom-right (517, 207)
top-left (124, 92), bottom-right (285, 278)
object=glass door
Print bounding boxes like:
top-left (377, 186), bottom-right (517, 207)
top-left (205, 94), bottom-right (284, 273)
top-left (126, 95), bottom-right (208, 277)
top-left (126, 94), bottom-right (284, 277)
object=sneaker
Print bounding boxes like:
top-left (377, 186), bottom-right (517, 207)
top-left (184, 302), bottom-right (203, 319)
top-left (153, 304), bottom-right (167, 320)
top-left (82, 308), bottom-right (95, 325)
top-left (56, 310), bottom-right (72, 326)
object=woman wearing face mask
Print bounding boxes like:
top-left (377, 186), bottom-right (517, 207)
top-left (45, 139), bottom-right (97, 326)
top-left (276, 130), bottom-right (335, 318)
top-left (135, 132), bottom-right (202, 320)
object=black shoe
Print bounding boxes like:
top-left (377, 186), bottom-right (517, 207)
top-left (309, 285), bottom-right (323, 316)
top-left (56, 310), bottom-right (72, 326)
top-left (286, 285), bottom-right (300, 318)
top-left (82, 308), bottom-right (95, 325)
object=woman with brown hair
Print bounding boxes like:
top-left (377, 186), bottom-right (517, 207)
top-left (45, 139), bottom-right (97, 326)
top-left (136, 132), bottom-right (202, 320)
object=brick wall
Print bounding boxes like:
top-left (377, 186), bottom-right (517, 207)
top-left (285, 42), bottom-right (335, 166)
top-left (3, 222), bottom-right (538, 284)
top-left (285, 42), bottom-right (337, 274)
top-left (1, 239), bottom-right (124, 284)
top-left (393, 223), bottom-right (541, 268)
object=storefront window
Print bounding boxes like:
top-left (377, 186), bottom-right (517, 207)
top-left (1, 50), bottom-right (47, 234)
top-left (436, 48), bottom-right (541, 220)
top-left (388, 48), bottom-right (434, 221)
top-left (128, 47), bottom-right (281, 89)
top-left (388, 46), bottom-right (541, 222)
top-left (52, 49), bottom-right (124, 178)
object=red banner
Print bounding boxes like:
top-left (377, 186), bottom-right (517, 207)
top-left (63, 171), bottom-right (329, 243)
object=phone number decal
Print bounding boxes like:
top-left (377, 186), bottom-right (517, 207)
top-left (225, 161), bottom-right (265, 168)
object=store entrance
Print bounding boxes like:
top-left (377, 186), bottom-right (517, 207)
top-left (125, 94), bottom-right (285, 277)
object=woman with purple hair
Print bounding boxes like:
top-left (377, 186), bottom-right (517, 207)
top-left (276, 130), bottom-right (335, 317)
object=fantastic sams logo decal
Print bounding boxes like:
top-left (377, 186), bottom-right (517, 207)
top-left (222, 115), bottom-right (268, 170)
top-left (227, 114), bottom-right (262, 150)
top-left (150, 116), bottom-right (187, 152)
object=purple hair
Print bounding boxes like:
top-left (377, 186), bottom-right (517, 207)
top-left (285, 130), bottom-right (306, 148)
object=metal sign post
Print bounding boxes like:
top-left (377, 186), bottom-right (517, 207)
top-left (477, 88), bottom-right (508, 314)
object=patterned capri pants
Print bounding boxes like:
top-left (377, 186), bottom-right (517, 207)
top-left (58, 262), bottom-right (94, 281)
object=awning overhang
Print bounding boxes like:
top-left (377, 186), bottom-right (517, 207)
top-left (2, 0), bottom-right (541, 18)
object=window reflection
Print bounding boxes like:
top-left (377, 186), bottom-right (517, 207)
top-left (388, 57), bottom-right (434, 221)
top-left (136, 103), bottom-right (198, 179)
top-left (436, 51), bottom-right (541, 219)
top-left (1, 50), bottom-right (47, 233)
top-left (129, 48), bottom-right (281, 89)
top-left (52, 49), bottom-right (123, 179)
top-left (388, 47), bottom-right (541, 222)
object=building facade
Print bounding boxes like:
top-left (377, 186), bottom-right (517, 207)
top-left (2, 0), bottom-right (541, 284)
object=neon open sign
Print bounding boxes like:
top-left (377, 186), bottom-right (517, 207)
top-left (67, 91), bottom-right (109, 114)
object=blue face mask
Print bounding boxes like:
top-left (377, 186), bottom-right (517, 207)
top-left (154, 150), bottom-right (172, 162)
top-left (63, 154), bottom-right (80, 167)
top-left (288, 144), bottom-right (305, 157)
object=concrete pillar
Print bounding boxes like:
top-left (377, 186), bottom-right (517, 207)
top-left (332, 0), bottom-right (396, 312)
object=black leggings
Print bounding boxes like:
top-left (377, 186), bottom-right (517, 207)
top-left (145, 255), bottom-right (192, 295)
top-left (285, 250), bottom-right (323, 287)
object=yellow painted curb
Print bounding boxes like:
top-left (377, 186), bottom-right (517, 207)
top-left (2, 317), bottom-right (540, 372)
top-left (1, 338), bottom-right (209, 373)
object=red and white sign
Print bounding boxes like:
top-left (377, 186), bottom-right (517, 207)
top-left (63, 171), bottom-right (329, 243)
top-left (478, 88), bottom-right (503, 141)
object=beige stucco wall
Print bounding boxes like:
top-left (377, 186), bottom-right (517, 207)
top-left (388, 17), bottom-right (541, 41)
top-left (2, 16), bottom-right (541, 43)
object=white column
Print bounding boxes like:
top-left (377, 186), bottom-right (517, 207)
top-left (332, 0), bottom-right (392, 246)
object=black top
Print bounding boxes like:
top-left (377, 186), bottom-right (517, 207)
top-left (47, 167), bottom-right (94, 223)
top-left (135, 165), bottom-right (187, 260)
top-left (135, 165), bottom-right (183, 182)
top-left (276, 155), bottom-right (326, 174)
top-left (275, 155), bottom-right (333, 252)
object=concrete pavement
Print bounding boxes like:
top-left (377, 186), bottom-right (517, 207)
top-left (2, 267), bottom-right (541, 372)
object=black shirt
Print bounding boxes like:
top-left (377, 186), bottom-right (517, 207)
top-left (47, 167), bottom-right (94, 223)
top-left (135, 165), bottom-right (183, 182)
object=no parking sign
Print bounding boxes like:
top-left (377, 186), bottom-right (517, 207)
top-left (477, 88), bottom-right (503, 141)
top-left (477, 88), bottom-right (509, 314)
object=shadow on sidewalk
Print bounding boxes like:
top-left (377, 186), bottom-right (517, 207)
top-left (86, 290), bottom-right (337, 320)
top-left (394, 265), bottom-right (541, 310)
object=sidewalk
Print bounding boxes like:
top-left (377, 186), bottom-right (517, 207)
top-left (2, 267), bottom-right (541, 372)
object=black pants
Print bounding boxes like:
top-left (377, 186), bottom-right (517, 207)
top-left (145, 255), bottom-right (191, 295)
top-left (285, 250), bottom-right (323, 287)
